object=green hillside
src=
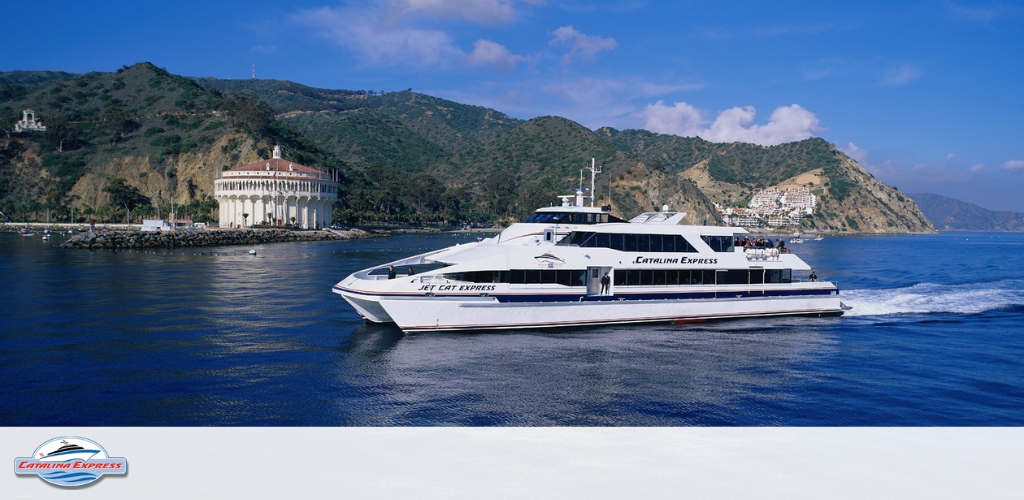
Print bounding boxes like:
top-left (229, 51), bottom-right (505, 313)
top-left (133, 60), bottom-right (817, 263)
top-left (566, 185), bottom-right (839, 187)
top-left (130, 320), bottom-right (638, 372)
top-left (602, 128), bottom-right (844, 189)
top-left (909, 192), bottom-right (1024, 231)
top-left (1, 63), bottom-right (933, 232)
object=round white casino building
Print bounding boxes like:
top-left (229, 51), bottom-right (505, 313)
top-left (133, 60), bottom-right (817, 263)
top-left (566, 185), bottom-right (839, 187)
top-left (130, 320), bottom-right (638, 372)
top-left (215, 146), bottom-right (338, 229)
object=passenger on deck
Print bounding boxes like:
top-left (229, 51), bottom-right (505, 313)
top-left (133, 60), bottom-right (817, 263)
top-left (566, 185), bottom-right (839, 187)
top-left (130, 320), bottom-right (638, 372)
top-left (810, 271), bottom-right (817, 282)
top-left (388, 265), bottom-right (396, 279)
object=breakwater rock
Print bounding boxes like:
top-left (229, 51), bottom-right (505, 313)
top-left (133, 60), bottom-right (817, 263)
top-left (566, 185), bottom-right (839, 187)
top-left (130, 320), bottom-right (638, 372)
top-left (61, 228), bottom-right (371, 250)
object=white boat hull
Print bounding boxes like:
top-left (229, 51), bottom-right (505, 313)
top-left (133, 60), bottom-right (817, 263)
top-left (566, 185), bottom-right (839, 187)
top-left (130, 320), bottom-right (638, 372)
top-left (331, 173), bottom-right (848, 333)
top-left (373, 293), bottom-right (843, 332)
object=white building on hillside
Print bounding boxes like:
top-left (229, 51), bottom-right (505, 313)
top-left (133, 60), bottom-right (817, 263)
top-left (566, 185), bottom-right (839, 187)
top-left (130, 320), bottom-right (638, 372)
top-left (781, 188), bottom-right (816, 214)
top-left (13, 109), bottom-right (46, 132)
top-left (214, 146), bottom-right (338, 229)
top-left (748, 188), bottom-right (781, 209)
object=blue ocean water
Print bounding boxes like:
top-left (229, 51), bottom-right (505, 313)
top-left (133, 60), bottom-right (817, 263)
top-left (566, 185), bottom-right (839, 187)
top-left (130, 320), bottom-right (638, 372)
top-left (1, 231), bottom-right (1022, 426)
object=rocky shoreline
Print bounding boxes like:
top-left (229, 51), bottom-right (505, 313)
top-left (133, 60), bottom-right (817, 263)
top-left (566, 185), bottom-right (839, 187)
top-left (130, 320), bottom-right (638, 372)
top-left (60, 228), bottom-right (373, 250)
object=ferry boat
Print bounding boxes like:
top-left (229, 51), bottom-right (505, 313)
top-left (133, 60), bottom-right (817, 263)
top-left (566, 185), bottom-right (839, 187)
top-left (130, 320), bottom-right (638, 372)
top-left (38, 441), bottom-right (100, 463)
top-left (332, 162), bottom-right (847, 332)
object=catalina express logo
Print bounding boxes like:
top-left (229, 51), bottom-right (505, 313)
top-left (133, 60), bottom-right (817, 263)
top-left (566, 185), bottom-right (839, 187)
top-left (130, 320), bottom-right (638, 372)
top-left (14, 436), bottom-right (127, 487)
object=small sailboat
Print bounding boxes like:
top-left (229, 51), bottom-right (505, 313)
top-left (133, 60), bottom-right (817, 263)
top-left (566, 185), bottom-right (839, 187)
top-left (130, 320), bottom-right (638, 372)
top-left (789, 232), bottom-right (804, 244)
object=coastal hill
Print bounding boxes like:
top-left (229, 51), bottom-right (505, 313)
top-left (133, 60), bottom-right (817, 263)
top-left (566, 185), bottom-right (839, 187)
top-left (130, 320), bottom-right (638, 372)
top-left (909, 193), bottom-right (1024, 231)
top-left (0, 62), bottom-right (932, 233)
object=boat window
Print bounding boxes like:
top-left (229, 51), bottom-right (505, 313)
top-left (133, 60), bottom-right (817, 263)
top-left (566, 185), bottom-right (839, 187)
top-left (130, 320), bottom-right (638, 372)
top-left (610, 234), bottom-right (624, 251)
top-left (625, 234), bottom-right (638, 251)
top-left (559, 231), bottom-right (583, 246)
top-left (442, 270), bottom-right (509, 283)
top-left (556, 232), bottom-right (697, 252)
top-left (607, 268), bottom-right (813, 287)
top-left (701, 235), bottom-right (735, 252)
top-left (508, 269), bottom-right (586, 286)
top-left (650, 234), bottom-right (663, 252)
top-left (719, 270), bottom-right (748, 285)
top-left (677, 236), bottom-right (698, 252)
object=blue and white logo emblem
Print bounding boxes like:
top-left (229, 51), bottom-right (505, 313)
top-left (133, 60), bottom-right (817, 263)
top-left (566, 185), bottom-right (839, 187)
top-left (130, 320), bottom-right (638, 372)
top-left (14, 436), bottom-right (127, 487)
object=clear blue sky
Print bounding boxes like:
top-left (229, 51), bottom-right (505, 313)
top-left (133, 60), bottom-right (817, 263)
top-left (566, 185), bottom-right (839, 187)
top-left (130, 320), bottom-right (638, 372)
top-left (5, 1), bottom-right (1023, 211)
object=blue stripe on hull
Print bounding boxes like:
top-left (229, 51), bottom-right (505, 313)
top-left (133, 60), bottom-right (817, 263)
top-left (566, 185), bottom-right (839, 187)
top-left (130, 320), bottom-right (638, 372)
top-left (503, 288), bottom-right (836, 303)
top-left (336, 285), bottom-right (837, 303)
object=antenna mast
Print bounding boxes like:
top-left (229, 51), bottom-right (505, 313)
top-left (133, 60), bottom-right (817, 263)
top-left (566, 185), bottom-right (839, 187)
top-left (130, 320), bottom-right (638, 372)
top-left (251, 61), bottom-right (256, 80)
top-left (587, 158), bottom-right (601, 207)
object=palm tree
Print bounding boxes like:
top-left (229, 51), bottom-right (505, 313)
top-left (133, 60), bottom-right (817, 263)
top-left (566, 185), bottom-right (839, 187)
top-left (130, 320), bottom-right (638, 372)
top-left (242, 213), bottom-right (249, 227)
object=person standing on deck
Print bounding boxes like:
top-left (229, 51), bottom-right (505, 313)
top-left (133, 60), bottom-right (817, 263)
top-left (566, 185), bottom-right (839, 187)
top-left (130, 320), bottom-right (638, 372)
top-left (600, 272), bottom-right (611, 295)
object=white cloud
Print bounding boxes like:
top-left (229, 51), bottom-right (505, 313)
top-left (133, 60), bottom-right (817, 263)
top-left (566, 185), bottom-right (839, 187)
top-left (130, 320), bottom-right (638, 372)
top-left (638, 101), bottom-right (822, 146)
top-left (251, 45), bottom-right (279, 55)
top-left (545, 78), bottom-right (701, 105)
top-left (636, 101), bottom-right (704, 136)
top-left (549, 25), bottom-right (617, 64)
top-left (389, 0), bottom-right (517, 25)
top-left (879, 65), bottom-right (921, 86)
top-left (841, 142), bottom-right (869, 165)
top-left (942, 1), bottom-right (1021, 25)
top-left (468, 39), bottom-right (523, 71)
top-left (969, 163), bottom-right (985, 174)
top-left (1001, 160), bottom-right (1024, 172)
top-left (291, 6), bottom-right (466, 67)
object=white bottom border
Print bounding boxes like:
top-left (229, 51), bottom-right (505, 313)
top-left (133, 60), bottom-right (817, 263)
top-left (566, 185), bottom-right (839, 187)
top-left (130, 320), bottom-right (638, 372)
top-left (5, 427), bottom-right (1022, 498)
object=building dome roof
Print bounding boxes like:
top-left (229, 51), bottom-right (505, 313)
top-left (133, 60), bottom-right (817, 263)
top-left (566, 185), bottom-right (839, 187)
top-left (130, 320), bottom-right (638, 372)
top-left (220, 146), bottom-right (333, 181)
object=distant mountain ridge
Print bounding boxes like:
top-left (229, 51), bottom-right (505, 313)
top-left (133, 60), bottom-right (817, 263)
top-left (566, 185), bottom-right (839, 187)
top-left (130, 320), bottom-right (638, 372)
top-left (0, 63), bottom-right (932, 232)
top-left (908, 193), bottom-right (1024, 231)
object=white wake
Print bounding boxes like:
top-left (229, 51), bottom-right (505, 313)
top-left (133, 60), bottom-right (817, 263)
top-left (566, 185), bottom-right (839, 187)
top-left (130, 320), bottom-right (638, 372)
top-left (841, 280), bottom-right (1024, 317)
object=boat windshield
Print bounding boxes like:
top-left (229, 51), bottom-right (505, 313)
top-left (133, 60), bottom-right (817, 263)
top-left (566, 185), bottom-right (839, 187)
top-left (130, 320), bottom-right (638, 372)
top-left (522, 212), bottom-right (625, 224)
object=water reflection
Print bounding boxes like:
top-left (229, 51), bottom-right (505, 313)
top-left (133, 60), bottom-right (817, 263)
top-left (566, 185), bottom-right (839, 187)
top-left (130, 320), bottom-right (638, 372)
top-left (328, 317), bottom-right (840, 425)
top-left (0, 232), bottom-right (843, 426)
